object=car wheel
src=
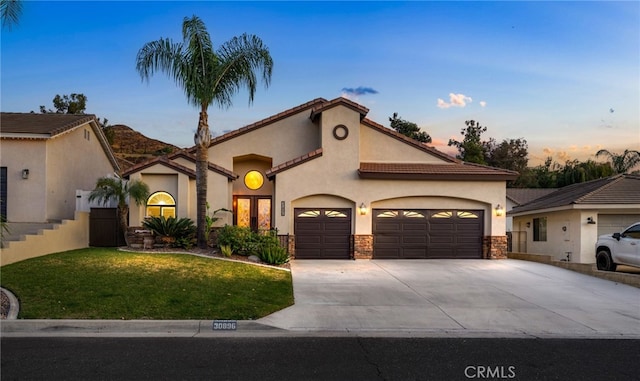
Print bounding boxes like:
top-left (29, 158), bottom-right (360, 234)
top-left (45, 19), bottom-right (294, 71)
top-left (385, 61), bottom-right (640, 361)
top-left (596, 250), bottom-right (616, 271)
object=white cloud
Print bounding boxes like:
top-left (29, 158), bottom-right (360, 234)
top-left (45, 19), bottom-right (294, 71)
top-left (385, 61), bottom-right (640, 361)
top-left (479, 101), bottom-right (487, 107)
top-left (437, 93), bottom-right (473, 109)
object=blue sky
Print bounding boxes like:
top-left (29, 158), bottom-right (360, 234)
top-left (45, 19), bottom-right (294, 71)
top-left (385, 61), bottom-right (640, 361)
top-left (2, 1), bottom-right (639, 166)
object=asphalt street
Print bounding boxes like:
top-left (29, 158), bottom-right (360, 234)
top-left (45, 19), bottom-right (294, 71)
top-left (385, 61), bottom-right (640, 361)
top-left (2, 337), bottom-right (639, 381)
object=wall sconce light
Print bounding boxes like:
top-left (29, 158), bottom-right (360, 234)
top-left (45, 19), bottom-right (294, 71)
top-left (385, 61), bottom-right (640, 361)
top-left (359, 202), bottom-right (368, 215)
top-left (526, 222), bottom-right (531, 228)
top-left (587, 217), bottom-right (596, 224)
top-left (495, 204), bottom-right (504, 217)
top-left (21, 169), bottom-right (29, 179)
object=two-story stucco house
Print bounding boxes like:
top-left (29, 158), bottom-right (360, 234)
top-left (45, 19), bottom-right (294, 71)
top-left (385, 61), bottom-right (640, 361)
top-left (123, 97), bottom-right (517, 260)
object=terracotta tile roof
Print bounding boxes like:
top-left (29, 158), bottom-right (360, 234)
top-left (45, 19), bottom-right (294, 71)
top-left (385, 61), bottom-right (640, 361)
top-left (265, 148), bottom-right (323, 179)
top-left (1, 112), bottom-right (119, 172)
top-left (361, 118), bottom-right (459, 163)
top-left (509, 174), bottom-right (640, 215)
top-left (0, 112), bottom-right (97, 136)
top-left (121, 156), bottom-right (196, 179)
top-left (507, 188), bottom-right (557, 206)
top-left (310, 96), bottom-right (369, 121)
top-left (168, 150), bottom-right (238, 179)
top-left (358, 162), bottom-right (519, 181)
top-left (122, 151), bottom-right (237, 180)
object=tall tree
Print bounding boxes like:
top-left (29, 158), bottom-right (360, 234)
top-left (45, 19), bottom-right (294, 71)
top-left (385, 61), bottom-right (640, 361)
top-left (595, 149), bottom-right (640, 174)
top-left (88, 177), bottom-right (150, 247)
top-left (447, 120), bottom-right (488, 164)
top-left (485, 138), bottom-right (529, 174)
top-left (136, 15), bottom-right (273, 248)
top-left (1, 0), bottom-right (22, 30)
top-left (388, 113), bottom-right (432, 143)
top-left (40, 93), bottom-right (88, 114)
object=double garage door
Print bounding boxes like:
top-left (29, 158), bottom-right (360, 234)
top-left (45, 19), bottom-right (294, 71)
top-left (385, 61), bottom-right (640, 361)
top-left (373, 209), bottom-right (484, 259)
top-left (294, 207), bottom-right (484, 259)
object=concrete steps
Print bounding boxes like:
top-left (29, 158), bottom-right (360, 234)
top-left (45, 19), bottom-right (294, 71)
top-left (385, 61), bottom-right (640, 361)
top-left (3, 222), bottom-right (60, 243)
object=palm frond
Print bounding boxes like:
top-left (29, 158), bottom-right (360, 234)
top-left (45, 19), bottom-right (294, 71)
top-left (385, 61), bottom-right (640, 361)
top-left (1, 0), bottom-right (23, 30)
top-left (212, 33), bottom-right (273, 109)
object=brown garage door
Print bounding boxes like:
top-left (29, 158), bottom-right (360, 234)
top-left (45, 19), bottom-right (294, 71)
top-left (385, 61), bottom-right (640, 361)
top-left (373, 209), bottom-right (483, 259)
top-left (294, 208), bottom-right (352, 259)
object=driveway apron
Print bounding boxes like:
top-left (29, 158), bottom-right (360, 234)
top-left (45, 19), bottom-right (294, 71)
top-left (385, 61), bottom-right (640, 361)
top-left (258, 259), bottom-right (640, 337)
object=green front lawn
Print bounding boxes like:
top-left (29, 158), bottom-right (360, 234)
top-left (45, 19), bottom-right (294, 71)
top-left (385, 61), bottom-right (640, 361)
top-left (0, 248), bottom-right (293, 320)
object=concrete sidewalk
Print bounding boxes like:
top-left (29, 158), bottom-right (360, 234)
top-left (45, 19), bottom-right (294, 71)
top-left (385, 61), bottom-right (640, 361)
top-left (2, 259), bottom-right (639, 338)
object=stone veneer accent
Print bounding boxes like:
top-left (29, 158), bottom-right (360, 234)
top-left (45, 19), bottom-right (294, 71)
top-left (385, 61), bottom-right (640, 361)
top-left (287, 235), bottom-right (296, 259)
top-left (353, 234), bottom-right (373, 259)
top-left (483, 235), bottom-right (508, 259)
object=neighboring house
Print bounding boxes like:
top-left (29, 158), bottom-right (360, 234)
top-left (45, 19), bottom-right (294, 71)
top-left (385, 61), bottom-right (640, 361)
top-left (0, 113), bottom-right (120, 223)
top-left (506, 188), bottom-right (557, 232)
top-left (508, 174), bottom-right (640, 263)
top-left (123, 97), bottom-right (518, 260)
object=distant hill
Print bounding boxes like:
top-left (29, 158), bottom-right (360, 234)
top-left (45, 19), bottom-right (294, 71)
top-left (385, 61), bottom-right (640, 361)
top-left (105, 125), bottom-right (181, 171)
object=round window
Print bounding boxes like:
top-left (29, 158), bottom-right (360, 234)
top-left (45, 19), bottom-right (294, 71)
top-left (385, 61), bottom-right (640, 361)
top-left (333, 124), bottom-right (349, 140)
top-left (244, 170), bottom-right (264, 190)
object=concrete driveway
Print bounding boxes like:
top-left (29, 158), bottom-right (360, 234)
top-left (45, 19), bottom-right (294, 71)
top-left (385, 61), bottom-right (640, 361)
top-left (258, 259), bottom-right (640, 338)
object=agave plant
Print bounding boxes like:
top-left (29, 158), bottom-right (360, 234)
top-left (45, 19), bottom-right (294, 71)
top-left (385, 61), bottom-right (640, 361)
top-left (142, 216), bottom-right (196, 248)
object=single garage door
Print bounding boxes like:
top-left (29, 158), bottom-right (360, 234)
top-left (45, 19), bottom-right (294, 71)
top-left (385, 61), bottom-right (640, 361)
top-left (373, 209), bottom-right (484, 259)
top-left (294, 208), bottom-right (352, 259)
top-left (598, 214), bottom-right (640, 236)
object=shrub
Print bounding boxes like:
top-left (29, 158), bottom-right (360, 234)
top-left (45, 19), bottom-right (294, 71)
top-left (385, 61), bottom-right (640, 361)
top-left (216, 225), bottom-right (256, 256)
top-left (142, 216), bottom-right (196, 248)
top-left (259, 244), bottom-right (289, 265)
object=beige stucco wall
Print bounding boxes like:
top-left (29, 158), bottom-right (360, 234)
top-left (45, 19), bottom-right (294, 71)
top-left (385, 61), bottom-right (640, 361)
top-left (0, 212), bottom-right (89, 266)
top-left (0, 139), bottom-right (48, 222)
top-left (359, 125), bottom-right (448, 163)
top-left (210, 110), bottom-right (320, 170)
top-left (513, 209), bottom-right (599, 263)
top-left (46, 125), bottom-right (116, 221)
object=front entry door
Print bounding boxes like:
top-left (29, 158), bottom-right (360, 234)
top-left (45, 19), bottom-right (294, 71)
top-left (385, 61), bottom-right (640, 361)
top-left (234, 196), bottom-right (272, 232)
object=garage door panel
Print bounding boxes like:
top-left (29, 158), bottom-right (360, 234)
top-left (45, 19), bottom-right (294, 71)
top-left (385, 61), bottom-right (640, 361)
top-left (373, 209), bottom-right (483, 259)
top-left (402, 236), bottom-right (427, 244)
top-left (294, 208), bottom-right (351, 259)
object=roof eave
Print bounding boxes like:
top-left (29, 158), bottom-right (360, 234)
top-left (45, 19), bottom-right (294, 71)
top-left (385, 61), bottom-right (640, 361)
top-left (358, 171), bottom-right (518, 181)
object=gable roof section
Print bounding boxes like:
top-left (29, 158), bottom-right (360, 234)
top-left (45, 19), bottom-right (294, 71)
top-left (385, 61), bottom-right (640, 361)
top-left (121, 156), bottom-right (197, 179)
top-left (310, 97), bottom-right (369, 122)
top-left (359, 162), bottom-right (518, 181)
top-left (1, 112), bottom-right (119, 172)
top-left (265, 148), bottom-right (323, 179)
top-left (122, 151), bottom-right (237, 180)
top-left (509, 175), bottom-right (640, 215)
top-left (1, 112), bottom-right (97, 136)
top-left (168, 151), bottom-right (238, 179)
top-left (507, 188), bottom-right (557, 206)
top-left (185, 98), bottom-right (328, 152)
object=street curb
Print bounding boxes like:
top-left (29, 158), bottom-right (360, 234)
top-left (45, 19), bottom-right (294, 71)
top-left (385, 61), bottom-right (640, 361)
top-left (2, 319), bottom-right (640, 339)
top-left (1, 287), bottom-right (19, 319)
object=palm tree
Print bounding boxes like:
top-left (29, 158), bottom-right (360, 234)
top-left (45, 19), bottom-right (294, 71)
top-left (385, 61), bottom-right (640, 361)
top-left (136, 15), bottom-right (273, 248)
top-left (1, 0), bottom-right (23, 30)
top-left (595, 149), bottom-right (640, 174)
top-left (89, 177), bottom-right (150, 246)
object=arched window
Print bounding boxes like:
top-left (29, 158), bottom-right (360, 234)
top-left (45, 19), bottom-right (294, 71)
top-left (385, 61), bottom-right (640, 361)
top-left (146, 191), bottom-right (176, 219)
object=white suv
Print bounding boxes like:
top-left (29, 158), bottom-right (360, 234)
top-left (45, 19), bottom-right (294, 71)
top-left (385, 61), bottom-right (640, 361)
top-left (595, 222), bottom-right (640, 271)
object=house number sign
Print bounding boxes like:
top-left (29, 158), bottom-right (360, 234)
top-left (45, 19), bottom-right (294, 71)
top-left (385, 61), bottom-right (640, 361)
top-left (332, 124), bottom-right (349, 140)
top-left (212, 320), bottom-right (237, 330)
